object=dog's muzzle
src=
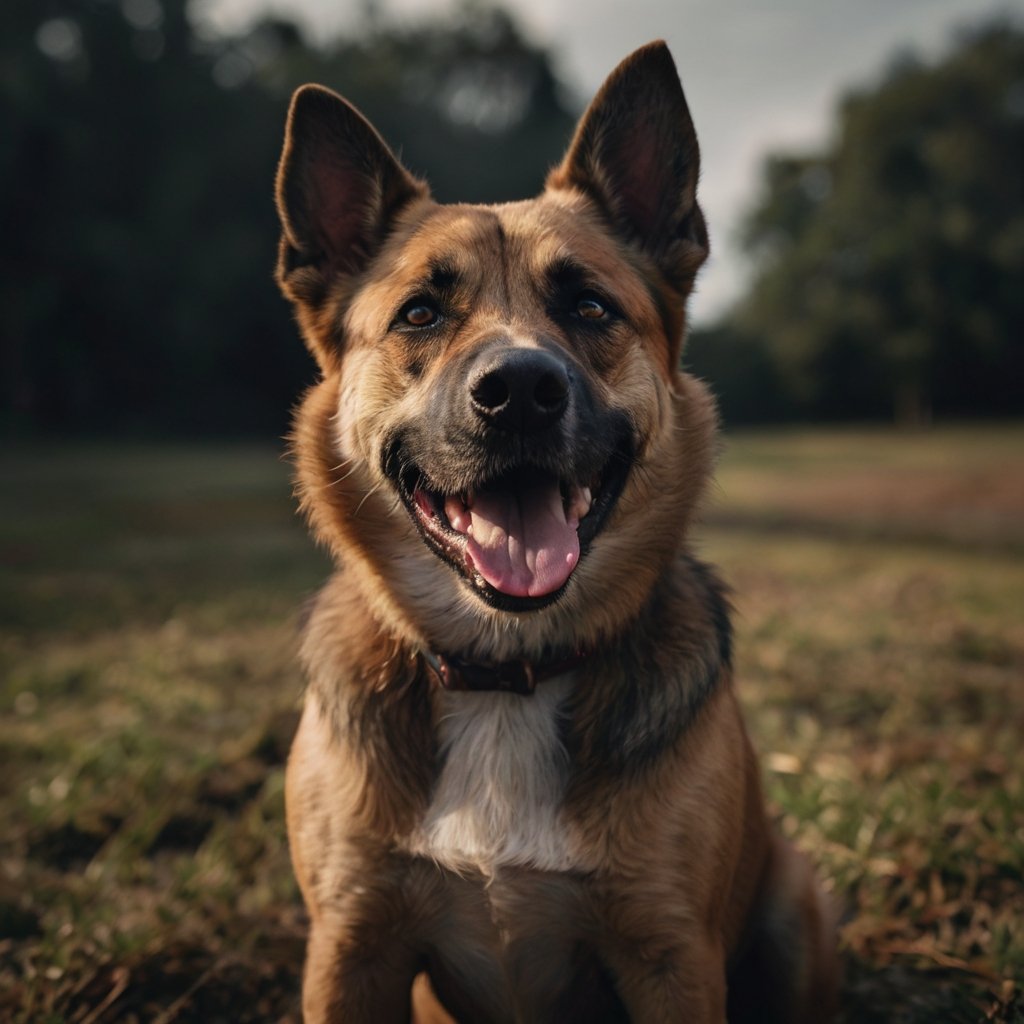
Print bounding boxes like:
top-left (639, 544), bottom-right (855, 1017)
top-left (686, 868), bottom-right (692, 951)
top-left (385, 343), bottom-right (633, 611)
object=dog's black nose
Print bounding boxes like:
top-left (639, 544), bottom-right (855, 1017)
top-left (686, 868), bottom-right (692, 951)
top-left (469, 349), bottom-right (569, 433)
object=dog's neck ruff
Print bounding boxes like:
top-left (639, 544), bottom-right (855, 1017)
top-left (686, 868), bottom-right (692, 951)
top-left (421, 646), bottom-right (587, 696)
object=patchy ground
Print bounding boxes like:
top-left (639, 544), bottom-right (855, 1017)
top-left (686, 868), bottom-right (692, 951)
top-left (1, 427), bottom-right (1022, 1022)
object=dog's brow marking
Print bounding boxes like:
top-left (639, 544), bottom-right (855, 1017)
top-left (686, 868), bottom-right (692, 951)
top-left (547, 255), bottom-right (589, 286)
top-left (427, 257), bottom-right (460, 293)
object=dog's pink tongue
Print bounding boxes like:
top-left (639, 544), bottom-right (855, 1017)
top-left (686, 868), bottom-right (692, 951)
top-left (461, 483), bottom-right (579, 598)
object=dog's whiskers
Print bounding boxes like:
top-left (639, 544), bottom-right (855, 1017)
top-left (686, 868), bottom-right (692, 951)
top-left (329, 463), bottom-right (360, 487)
top-left (352, 481), bottom-right (383, 517)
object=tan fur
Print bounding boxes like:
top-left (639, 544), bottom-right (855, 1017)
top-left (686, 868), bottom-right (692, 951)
top-left (276, 41), bottom-right (838, 1023)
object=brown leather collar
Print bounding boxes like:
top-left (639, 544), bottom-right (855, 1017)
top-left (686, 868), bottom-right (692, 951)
top-left (421, 647), bottom-right (587, 696)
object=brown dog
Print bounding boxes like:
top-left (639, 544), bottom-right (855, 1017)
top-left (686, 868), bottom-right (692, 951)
top-left (274, 41), bottom-right (838, 1023)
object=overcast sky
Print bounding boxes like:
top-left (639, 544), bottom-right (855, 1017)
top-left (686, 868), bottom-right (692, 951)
top-left (195, 0), bottom-right (1021, 323)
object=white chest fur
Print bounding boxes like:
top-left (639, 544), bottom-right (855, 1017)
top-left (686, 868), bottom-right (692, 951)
top-left (406, 675), bottom-right (578, 875)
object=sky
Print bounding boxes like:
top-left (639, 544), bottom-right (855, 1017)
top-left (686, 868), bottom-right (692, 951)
top-left (195, 0), bottom-right (1021, 323)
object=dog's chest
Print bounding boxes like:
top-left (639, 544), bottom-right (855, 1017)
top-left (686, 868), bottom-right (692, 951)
top-left (406, 676), bottom-right (578, 874)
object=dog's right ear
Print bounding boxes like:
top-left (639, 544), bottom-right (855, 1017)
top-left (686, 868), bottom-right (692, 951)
top-left (275, 85), bottom-right (428, 344)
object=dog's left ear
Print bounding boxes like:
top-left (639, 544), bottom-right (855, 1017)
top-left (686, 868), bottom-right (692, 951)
top-left (547, 41), bottom-right (708, 293)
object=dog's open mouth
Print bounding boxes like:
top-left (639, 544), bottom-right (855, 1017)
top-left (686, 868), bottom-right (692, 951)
top-left (419, 473), bottom-right (590, 597)
top-left (388, 442), bottom-right (631, 610)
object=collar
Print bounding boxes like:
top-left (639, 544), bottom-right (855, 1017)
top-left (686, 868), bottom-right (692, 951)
top-left (420, 646), bottom-right (588, 696)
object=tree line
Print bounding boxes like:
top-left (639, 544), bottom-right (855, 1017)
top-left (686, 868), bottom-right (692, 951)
top-left (2, 3), bottom-right (1020, 435)
top-left (686, 20), bottom-right (1023, 426)
top-left (2, 0), bottom-right (575, 436)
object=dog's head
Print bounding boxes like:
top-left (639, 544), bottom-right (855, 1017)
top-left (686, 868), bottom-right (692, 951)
top-left (276, 41), bottom-right (717, 660)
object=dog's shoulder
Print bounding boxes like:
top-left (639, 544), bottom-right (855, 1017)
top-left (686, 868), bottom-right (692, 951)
top-left (298, 572), bottom-right (438, 834)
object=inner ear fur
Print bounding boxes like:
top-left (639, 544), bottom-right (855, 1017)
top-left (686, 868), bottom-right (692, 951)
top-left (547, 41), bottom-right (708, 291)
top-left (275, 84), bottom-right (428, 307)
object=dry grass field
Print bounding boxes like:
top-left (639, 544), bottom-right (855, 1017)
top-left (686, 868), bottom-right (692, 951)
top-left (1, 425), bottom-right (1022, 1022)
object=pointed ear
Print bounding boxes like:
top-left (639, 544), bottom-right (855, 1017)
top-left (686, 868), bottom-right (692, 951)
top-left (546, 41), bottom-right (708, 290)
top-left (275, 85), bottom-right (428, 307)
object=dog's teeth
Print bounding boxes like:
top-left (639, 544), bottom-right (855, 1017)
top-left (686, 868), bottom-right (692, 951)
top-left (414, 490), bottom-right (435, 517)
top-left (444, 494), bottom-right (470, 533)
top-left (567, 485), bottom-right (592, 524)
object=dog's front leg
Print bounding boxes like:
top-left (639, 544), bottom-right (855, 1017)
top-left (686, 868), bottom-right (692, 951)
top-left (302, 912), bottom-right (420, 1024)
top-left (605, 935), bottom-right (727, 1024)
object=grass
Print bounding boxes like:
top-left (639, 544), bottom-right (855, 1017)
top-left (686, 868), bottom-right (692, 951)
top-left (1, 426), bottom-right (1022, 1022)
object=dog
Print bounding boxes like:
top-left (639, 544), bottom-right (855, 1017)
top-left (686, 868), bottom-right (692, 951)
top-left (274, 40), bottom-right (838, 1023)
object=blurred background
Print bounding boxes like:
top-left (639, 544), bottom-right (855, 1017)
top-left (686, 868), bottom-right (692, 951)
top-left (3, 0), bottom-right (1022, 435)
top-left (2, 1), bottom-right (1023, 1022)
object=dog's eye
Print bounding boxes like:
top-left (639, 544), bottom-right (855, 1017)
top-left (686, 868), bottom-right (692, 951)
top-left (402, 302), bottom-right (440, 328)
top-left (575, 293), bottom-right (608, 320)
